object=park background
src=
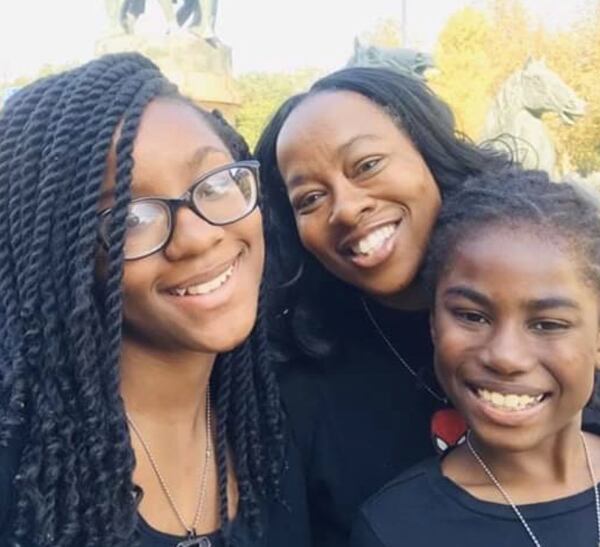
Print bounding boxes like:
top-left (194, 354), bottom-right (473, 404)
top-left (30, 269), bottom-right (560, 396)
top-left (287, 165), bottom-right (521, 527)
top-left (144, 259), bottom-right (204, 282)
top-left (0, 0), bottom-right (598, 175)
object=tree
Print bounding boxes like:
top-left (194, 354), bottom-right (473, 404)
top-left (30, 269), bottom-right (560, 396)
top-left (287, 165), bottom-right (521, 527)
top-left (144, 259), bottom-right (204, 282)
top-left (235, 68), bottom-right (323, 150)
top-left (429, 7), bottom-right (495, 138)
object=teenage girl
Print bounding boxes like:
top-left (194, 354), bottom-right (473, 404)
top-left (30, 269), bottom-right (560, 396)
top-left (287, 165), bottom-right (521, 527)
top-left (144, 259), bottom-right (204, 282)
top-left (0, 53), bottom-right (309, 547)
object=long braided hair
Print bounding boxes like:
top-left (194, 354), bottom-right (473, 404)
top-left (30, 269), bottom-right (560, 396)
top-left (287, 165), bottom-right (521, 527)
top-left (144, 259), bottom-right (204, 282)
top-left (0, 52), bottom-right (284, 546)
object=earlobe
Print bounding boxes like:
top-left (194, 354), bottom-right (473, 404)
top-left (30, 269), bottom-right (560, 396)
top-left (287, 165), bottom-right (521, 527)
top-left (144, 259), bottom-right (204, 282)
top-left (429, 311), bottom-right (436, 342)
top-left (595, 330), bottom-right (600, 371)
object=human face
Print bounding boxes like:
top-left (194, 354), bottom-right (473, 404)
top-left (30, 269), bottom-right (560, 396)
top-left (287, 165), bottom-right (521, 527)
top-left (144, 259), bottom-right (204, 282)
top-left (431, 226), bottom-right (600, 452)
top-left (276, 91), bottom-right (441, 302)
top-left (101, 99), bottom-right (264, 355)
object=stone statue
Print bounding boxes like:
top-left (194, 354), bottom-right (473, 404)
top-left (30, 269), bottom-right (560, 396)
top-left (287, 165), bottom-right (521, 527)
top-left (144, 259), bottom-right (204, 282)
top-left (346, 38), bottom-right (434, 80)
top-left (481, 58), bottom-right (586, 177)
top-left (105, 0), bottom-right (218, 40)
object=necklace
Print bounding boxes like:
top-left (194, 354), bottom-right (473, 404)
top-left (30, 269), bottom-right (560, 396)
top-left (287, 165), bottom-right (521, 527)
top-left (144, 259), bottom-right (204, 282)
top-left (466, 431), bottom-right (600, 547)
top-left (127, 389), bottom-right (213, 547)
top-left (361, 297), bottom-right (447, 403)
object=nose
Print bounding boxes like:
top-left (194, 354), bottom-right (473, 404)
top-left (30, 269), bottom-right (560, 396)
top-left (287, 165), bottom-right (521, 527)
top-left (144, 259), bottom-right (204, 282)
top-left (480, 322), bottom-right (536, 376)
top-left (328, 180), bottom-right (375, 227)
top-left (163, 206), bottom-right (225, 261)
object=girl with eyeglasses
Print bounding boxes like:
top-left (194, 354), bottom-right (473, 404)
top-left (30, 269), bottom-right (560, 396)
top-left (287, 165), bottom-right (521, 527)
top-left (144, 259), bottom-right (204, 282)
top-left (0, 53), bottom-right (309, 547)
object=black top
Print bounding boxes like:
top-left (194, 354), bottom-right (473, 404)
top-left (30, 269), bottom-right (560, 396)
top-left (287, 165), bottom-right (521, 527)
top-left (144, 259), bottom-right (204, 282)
top-left (350, 451), bottom-right (600, 547)
top-left (277, 297), bottom-right (447, 547)
top-left (0, 428), bottom-right (310, 547)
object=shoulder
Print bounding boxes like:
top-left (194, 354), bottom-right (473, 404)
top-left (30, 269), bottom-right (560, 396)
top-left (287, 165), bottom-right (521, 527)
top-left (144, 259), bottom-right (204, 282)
top-left (256, 426), bottom-right (311, 547)
top-left (355, 458), bottom-right (442, 545)
top-left (360, 458), bottom-right (439, 517)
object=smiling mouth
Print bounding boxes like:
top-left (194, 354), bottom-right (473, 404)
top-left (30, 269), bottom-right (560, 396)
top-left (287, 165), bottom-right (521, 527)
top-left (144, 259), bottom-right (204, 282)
top-left (349, 222), bottom-right (399, 256)
top-left (169, 259), bottom-right (237, 297)
top-left (470, 386), bottom-right (548, 412)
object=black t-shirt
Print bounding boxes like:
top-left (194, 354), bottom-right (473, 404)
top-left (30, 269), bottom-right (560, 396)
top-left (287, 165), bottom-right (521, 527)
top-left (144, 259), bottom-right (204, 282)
top-left (350, 452), bottom-right (600, 547)
top-left (278, 297), bottom-right (447, 547)
top-left (0, 428), bottom-right (310, 547)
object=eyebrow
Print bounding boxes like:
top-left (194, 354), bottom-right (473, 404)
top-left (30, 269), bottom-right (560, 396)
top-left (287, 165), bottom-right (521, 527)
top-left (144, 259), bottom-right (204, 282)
top-left (285, 134), bottom-right (381, 190)
top-left (443, 286), bottom-right (491, 307)
top-left (187, 145), bottom-right (230, 172)
top-left (443, 285), bottom-right (581, 311)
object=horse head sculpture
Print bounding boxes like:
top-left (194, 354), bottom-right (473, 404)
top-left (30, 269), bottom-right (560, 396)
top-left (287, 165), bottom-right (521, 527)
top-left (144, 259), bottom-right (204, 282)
top-left (346, 38), bottom-right (434, 80)
top-left (481, 58), bottom-right (586, 176)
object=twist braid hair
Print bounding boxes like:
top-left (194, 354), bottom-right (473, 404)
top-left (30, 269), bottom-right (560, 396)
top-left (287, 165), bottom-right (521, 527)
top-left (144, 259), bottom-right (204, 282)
top-left (0, 52), bottom-right (284, 546)
top-left (423, 167), bottom-right (600, 295)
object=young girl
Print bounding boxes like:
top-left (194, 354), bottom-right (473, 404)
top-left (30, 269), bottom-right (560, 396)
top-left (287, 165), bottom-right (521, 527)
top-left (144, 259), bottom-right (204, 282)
top-left (0, 53), bottom-right (309, 547)
top-left (351, 168), bottom-right (600, 547)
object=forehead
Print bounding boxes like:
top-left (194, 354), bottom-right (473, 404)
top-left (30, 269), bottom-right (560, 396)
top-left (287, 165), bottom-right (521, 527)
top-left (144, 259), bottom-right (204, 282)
top-left (276, 90), bottom-right (403, 159)
top-left (440, 226), bottom-right (594, 300)
top-left (133, 99), bottom-right (229, 161)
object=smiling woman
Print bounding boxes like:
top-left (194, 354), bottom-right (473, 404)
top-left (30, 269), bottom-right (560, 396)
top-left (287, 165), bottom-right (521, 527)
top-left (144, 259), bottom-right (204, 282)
top-left (255, 66), bottom-right (510, 547)
top-left (0, 53), bottom-right (309, 547)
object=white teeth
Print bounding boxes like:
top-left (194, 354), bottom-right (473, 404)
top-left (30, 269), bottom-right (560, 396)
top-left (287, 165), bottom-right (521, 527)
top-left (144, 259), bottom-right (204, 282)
top-left (352, 224), bottom-right (396, 256)
top-left (476, 388), bottom-right (544, 411)
top-left (172, 264), bottom-right (234, 297)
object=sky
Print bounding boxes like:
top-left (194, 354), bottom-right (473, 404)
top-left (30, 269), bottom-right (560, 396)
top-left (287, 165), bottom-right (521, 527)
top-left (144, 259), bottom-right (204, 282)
top-left (0, 0), bottom-right (593, 83)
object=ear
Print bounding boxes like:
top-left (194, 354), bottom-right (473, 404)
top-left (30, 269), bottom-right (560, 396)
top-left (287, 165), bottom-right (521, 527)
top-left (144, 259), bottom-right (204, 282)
top-left (595, 327), bottom-right (600, 372)
top-left (429, 309), bottom-right (437, 342)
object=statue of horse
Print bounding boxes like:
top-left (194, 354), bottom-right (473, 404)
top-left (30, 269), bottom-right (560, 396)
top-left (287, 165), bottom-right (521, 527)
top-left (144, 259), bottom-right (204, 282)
top-left (346, 38), bottom-right (434, 80)
top-left (481, 58), bottom-right (586, 177)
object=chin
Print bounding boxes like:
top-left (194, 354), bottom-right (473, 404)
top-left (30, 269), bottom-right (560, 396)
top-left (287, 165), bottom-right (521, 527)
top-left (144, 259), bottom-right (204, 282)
top-left (190, 318), bottom-right (257, 354)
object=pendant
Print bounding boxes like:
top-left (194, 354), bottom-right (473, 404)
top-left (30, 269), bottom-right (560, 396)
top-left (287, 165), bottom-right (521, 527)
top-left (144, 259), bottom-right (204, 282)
top-left (176, 536), bottom-right (211, 547)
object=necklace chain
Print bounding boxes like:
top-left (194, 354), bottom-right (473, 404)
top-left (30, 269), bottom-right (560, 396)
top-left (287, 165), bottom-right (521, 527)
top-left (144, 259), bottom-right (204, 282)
top-left (127, 389), bottom-right (212, 538)
top-left (361, 297), bottom-right (447, 403)
top-left (466, 431), bottom-right (600, 547)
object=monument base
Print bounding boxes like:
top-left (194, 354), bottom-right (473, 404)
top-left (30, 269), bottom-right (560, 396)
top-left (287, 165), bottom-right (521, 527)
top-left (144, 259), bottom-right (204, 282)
top-left (96, 31), bottom-right (240, 121)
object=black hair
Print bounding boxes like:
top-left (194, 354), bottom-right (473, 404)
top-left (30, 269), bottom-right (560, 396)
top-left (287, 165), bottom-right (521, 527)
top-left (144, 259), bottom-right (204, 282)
top-left (254, 67), bottom-right (511, 360)
top-left (0, 52), bottom-right (283, 546)
top-left (423, 167), bottom-right (600, 297)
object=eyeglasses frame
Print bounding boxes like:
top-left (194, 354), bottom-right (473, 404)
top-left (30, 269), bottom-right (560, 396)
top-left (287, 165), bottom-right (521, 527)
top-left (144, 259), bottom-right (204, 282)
top-left (98, 160), bottom-right (261, 261)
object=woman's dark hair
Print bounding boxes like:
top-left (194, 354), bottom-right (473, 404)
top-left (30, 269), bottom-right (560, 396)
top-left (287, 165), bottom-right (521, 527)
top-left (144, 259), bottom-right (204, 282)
top-left (0, 52), bottom-right (283, 546)
top-left (254, 67), bottom-right (510, 360)
top-left (423, 167), bottom-right (600, 296)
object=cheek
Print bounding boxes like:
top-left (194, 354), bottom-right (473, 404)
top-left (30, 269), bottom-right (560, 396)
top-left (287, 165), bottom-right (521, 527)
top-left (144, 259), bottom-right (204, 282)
top-left (296, 216), bottom-right (328, 257)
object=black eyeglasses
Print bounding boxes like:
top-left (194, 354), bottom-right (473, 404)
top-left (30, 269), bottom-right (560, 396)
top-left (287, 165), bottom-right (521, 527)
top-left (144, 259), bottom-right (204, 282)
top-left (99, 160), bottom-right (260, 260)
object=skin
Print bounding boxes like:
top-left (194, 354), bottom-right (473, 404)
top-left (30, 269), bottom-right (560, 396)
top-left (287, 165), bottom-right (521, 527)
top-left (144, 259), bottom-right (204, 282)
top-left (276, 90), bottom-right (441, 308)
top-left (99, 99), bottom-right (264, 534)
top-left (431, 225), bottom-right (600, 504)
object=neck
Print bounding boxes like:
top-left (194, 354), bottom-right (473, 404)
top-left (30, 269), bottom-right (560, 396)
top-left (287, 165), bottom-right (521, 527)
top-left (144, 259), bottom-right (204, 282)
top-left (469, 420), bottom-right (587, 488)
top-left (369, 280), bottom-right (429, 311)
top-left (120, 336), bottom-right (215, 428)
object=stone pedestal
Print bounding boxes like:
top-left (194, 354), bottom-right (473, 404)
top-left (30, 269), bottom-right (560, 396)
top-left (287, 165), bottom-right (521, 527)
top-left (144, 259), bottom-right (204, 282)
top-left (96, 31), bottom-right (240, 121)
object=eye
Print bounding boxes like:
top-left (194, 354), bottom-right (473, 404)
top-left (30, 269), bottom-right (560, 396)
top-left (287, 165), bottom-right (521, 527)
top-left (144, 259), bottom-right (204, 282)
top-left (530, 319), bottom-right (570, 332)
top-left (453, 309), bottom-right (489, 325)
top-left (355, 157), bottom-right (382, 176)
top-left (197, 177), bottom-right (231, 200)
top-left (293, 191), bottom-right (325, 214)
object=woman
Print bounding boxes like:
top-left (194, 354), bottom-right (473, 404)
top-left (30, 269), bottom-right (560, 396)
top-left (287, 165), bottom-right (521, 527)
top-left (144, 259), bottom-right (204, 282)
top-left (0, 53), bottom-right (309, 547)
top-left (254, 67), bottom-right (509, 547)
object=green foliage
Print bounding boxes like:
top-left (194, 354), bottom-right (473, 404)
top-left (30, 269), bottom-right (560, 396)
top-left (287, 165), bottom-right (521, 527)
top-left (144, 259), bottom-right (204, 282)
top-left (235, 68), bottom-right (323, 150)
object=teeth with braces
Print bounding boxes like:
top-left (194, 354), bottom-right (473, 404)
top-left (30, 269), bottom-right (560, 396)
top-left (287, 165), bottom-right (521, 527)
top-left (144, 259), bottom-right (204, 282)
top-left (477, 388), bottom-right (544, 411)
top-left (172, 264), bottom-right (234, 296)
top-left (352, 224), bottom-right (396, 256)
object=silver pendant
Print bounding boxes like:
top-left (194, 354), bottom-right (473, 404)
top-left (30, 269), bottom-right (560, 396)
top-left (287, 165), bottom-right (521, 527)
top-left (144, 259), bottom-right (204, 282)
top-left (176, 536), bottom-right (211, 547)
